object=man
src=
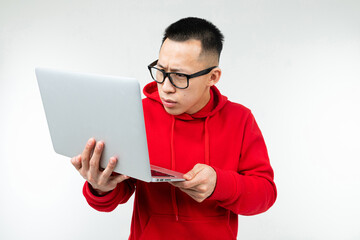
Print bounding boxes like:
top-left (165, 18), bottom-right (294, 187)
top-left (71, 17), bottom-right (277, 239)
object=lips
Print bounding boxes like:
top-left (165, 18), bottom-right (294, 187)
top-left (161, 98), bottom-right (177, 108)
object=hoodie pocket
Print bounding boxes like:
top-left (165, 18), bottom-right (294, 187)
top-left (139, 214), bottom-right (236, 240)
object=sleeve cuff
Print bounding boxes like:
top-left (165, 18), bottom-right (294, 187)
top-left (208, 167), bottom-right (239, 202)
top-left (83, 181), bottom-right (121, 203)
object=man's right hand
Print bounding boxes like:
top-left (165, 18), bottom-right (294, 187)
top-left (71, 138), bottom-right (130, 196)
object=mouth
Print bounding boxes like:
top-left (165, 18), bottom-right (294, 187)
top-left (161, 98), bottom-right (177, 108)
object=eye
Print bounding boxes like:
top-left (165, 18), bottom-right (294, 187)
top-left (174, 73), bottom-right (186, 78)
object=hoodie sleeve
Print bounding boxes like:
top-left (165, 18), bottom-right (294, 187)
top-left (208, 112), bottom-right (277, 216)
top-left (83, 179), bottom-right (136, 212)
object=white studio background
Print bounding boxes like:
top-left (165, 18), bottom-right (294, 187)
top-left (1, 0), bottom-right (359, 239)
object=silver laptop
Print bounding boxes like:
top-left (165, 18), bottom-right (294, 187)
top-left (35, 68), bottom-right (184, 182)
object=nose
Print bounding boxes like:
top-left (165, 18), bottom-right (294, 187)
top-left (161, 76), bottom-right (176, 93)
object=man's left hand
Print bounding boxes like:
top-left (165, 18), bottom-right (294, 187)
top-left (170, 163), bottom-right (217, 203)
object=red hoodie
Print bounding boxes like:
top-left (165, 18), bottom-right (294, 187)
top-left (83, 82), bottom-right (277, 239)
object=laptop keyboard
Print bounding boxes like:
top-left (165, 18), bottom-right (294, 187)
top-left (151, 170), bottom-right (175, 178)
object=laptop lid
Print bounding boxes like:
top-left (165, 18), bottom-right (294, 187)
top-left (36, 68), bottom-right (153, 182)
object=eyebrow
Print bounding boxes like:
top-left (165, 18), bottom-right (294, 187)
top-left (157, 62), bottom-right (183, 72)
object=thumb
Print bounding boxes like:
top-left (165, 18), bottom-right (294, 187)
top-left (112, 174), bottom-right (130, 184)
top-left (184, 164), bottom-right (204, 180)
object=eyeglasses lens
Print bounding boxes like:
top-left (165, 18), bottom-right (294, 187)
top-left (150, 68), bottom-right (188, 88)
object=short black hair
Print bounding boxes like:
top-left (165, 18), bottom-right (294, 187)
top-left (162, 17), bottom-right (224, 61)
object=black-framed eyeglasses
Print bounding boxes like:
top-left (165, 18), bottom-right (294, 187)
top-left (147, 60), bottom-right (217, 89)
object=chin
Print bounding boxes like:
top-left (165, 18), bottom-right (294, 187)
top-left (164, 106), bottom-right (184, 116)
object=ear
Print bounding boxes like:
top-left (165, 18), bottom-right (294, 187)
top-left (208, 68), bottom-right (221, 87)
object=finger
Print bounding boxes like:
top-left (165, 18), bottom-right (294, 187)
top-left (89, 141), bottom-right (104, 175)
top-left (171, 165), bottom-right (205, 189)
top-left (182, 171), bottom-right (207, 189)
top-left (111, 174), bottom-right (130, 185)
top-left (169, 181), bottom-right (182, 187)
top-left (183, 163), bottom-right (205, 180)
top-left (81, 138), bottom-right (95, 170)
top-left (188, 167), bottom-right (217, 191)
top-left (71, 155), bottom-right (82, 170)
top-left (169, 179), bottom-right (196, 187)
top-left (179, 188), bottom-right (204, 202)
top-left (170, 178), bottom-right (201, 190)
top-left (100, 156), bottom-right (118, 180)
top-left (177, 186), bottom-right (199, 194)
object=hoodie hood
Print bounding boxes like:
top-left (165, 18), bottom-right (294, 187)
top-left (143, 82), bottom-right (228, 120)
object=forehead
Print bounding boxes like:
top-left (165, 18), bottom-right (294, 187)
top-left (158, 39), bottom-right (203, 70)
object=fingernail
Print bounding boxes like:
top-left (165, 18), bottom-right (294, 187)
top-left (184, 174), bottom-right (191, 179)
top-left (77, 155), bottom-right (81, 162)
top-left (87, 138), bottom-right (94, 146)
top-left (97, 142), bottom-right (103, 150)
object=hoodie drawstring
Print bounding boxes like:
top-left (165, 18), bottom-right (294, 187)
top-left (170, 116), bottom-right (179, 221)
top-left (204, 116), bottom-right (210, 165)
top-left (171, 116), bottom-right (176, 170)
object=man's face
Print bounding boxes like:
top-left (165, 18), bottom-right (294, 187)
top-left (157, 38), bottom-right (216, 115)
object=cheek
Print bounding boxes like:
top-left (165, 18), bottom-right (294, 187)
top-left (179, 90), bottom-right (198, 107)
top-left (157, 83), bottom-right (162, 93)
